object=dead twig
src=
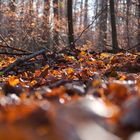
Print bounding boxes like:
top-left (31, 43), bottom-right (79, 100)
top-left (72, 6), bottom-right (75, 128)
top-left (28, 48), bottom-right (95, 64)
top-left (73, 5), bottom-right (107, 44)
top-left (0, 51), bottom-right (32, 56)
top-left (124, 42), bottom-right (140, 52)
top-left (121, 43), bottom-right (140, 56)
top-left (0, 34), bottom-right (31, 53)
top-left (2, 49), bottom-right (48, 74)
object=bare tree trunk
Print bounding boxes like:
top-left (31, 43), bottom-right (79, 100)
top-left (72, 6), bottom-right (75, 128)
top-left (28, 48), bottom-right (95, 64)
top-left (42, 0), bottom-right (51, 47)
top-left (73, 0), bottom-right (77, 21)
top-left (98, 0), bottom-right (107, 51)
top-left (109, 0), bottom-right (120, 52)
top-left (84, 0), bottom-right (88, 28)
top-left (79, 0), bottom-right (84, 30)
top-left (67, 0), bottom-right (75, 48)
top-left (53, 0), bottom-right (59, 46)
top-left (126, 0), bottom-right (130, 48)
top-left (138, 0), bottom-right (140, 51)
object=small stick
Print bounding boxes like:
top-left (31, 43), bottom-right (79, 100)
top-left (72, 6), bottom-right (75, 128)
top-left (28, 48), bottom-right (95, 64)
top-left (0, 51), bottom-right (32, 56)
top-left (0, 34), bottom-right (31, 53)
top-left (2, 49), bottom-right (48, 74)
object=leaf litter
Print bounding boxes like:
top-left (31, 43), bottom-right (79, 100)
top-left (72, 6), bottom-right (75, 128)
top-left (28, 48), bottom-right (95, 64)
top-left (0, 51), bottom-right (140, 140)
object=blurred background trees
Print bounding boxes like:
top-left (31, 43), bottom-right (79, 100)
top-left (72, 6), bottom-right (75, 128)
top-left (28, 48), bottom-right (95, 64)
top-left (0, 0), bottom-right (140, 52)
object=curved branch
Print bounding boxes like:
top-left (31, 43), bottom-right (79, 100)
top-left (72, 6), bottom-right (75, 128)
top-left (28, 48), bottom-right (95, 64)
top-left (0, 34), bottom-right (31, 53)
top-left (74, 5), bottom-right (107, 44)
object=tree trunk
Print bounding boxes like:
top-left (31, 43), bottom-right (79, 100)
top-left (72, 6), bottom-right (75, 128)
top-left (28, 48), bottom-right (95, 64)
top-left (138, 0), bottom-right (140, 51)
top-left (53, 0), bottom-right (59, 46)
top-left (126, 0), bottom-right (130, 48)
top-left (67, 0), bottom-right (75, 48)
top-left (98, 0), bottom-right (107, 51)
top-left (79, 0), bottom-right (84, 30)
top-left (109, 0), bottom-right (120, 52)
top-left (84, 0), bottom-right (88, 28)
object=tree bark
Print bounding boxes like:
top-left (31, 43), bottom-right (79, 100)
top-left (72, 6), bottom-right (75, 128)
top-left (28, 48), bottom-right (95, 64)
top-left (126, 0), bottom-right (130, 48)
top-left (109, 0), bottom-right (120, 52)
top-left (53, 0), bottom-right (59, 46)
top-left (67, 0), bottom-right (75, 48)
top-left (79, 0), bottom-right (84, 30)
top-left (138, 0), bottom-right (140, 51)
top-left (98, 0), bottom-right (107, 51)
top-left (84, 0), bottom-right (88, 28)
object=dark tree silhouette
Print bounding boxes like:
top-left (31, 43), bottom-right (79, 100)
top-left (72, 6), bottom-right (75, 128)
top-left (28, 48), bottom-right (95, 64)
top-left (67, 0), bottom-right (75, 48)
top-left (98, 0), bottom-right (107, 51)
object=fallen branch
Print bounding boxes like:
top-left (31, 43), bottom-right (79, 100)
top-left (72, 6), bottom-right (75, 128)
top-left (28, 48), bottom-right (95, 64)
top-left (0, 51), bottom-right (32, 56)
top-left (120, 43), bottom-right (140, 56)
top-left (125, 42), bottom-right (140, 52)
top-left (2, 49), bottom-right (48, 74)
top-left (0, 34), bottom-right (31, 53)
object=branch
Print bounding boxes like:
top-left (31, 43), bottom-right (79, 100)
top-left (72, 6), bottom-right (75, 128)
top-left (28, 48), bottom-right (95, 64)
top-left (121, 43), bottom-right (140, 56)
top-left (0, 51), bottom-right (32, 56)
top-left (2, 49), bottom-right (48, 74)
top-left (124, 42), bottom-right (140, 52)
top-left (0, 34), bottom-right (31, 53)
top-left (73, 5), bottom-right (107, 44)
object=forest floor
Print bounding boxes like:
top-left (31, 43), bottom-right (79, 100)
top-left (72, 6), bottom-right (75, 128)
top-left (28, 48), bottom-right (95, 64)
top-left (0, 51), bottom-right (140, 140)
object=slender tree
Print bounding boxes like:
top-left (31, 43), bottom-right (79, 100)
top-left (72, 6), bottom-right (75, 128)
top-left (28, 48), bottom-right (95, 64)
top-left (84, 0), bottom-right (89, 28)
top-left (109, 0), bottom-right (120, 52)
top-left (79, 0), bottom-right (84, 29)
top-left (138, 0), bottom-right (140, 51)
top-left (67, 0), bottom-right (75, 48)
top-left (42, 0), bottom-right (51, 47)
top-left (53, 0), bottom-right (59, 46)
top-left (98, 0), bottom-right (107, 51)
top-left (126, 0), bottom-right (130, 48)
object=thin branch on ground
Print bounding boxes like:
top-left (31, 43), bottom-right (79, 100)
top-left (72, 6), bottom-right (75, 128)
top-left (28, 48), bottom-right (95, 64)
top-left (2, 48), bottom-right (48, 74)
top-left (124, 42), bottom-right (140, 51)
top-left (0, 34), bottom-right (32, 53)
top-left (0, 51), bottom-right (32, 56)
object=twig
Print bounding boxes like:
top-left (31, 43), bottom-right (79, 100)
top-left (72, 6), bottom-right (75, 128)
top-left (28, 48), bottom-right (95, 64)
top-left (73, 5), bottom-right (107, 44)
top-left (0, 34), bottom-right (31, 53)
top-left (2, 49), bottom-right (48, 74)
top-left (0, 51), bottom-right (32, 56)
top-left (124, 42), bottom-right (140, 52)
